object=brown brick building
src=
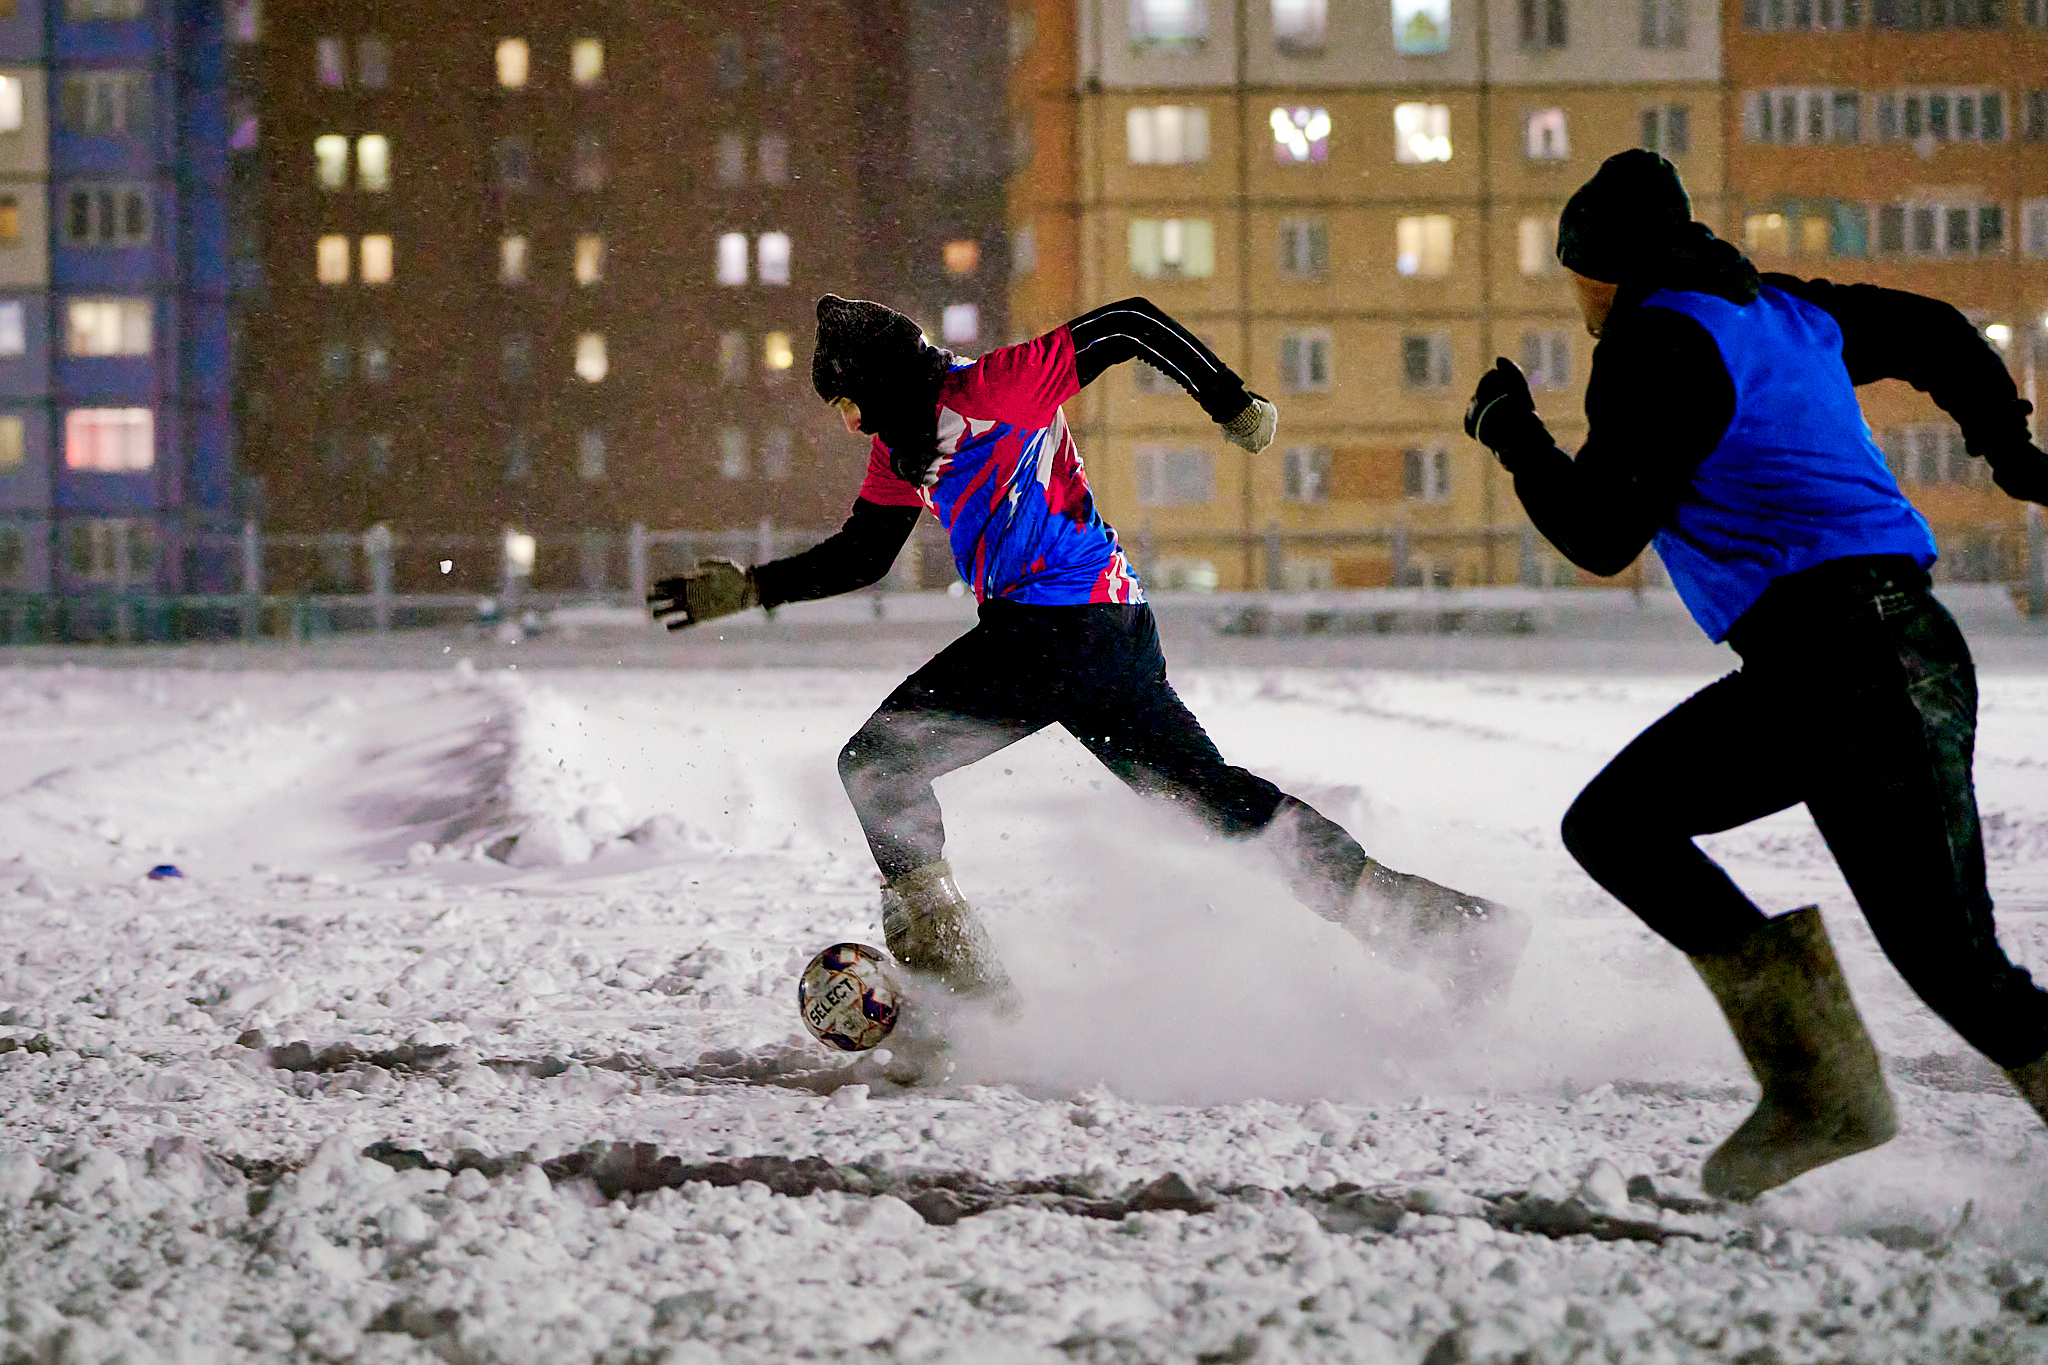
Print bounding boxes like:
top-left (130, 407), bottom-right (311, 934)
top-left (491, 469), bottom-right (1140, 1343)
top-left (242, 1), bottom-right (1008, 593)
top-left (1725, 0), bottom-right (2047, 577)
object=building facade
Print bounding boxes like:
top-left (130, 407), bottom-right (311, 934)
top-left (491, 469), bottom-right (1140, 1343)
top-left (1726, 0), bottom-right (2048, 580)
top-left (1011, 0), bottom-right (1723, 591)
top-left (0, 0), bottom-right (233, 595)
top-left (241, 0), bottom-right (1007, 595)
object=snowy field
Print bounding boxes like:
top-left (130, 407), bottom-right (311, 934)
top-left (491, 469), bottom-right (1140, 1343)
top-left (3, 615), bottom-right (2048, 1363)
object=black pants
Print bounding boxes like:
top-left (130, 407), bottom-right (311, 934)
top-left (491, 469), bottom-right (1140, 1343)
top-left (839, 601), bottom-right (1324, 885)
top-left (1561, 557), bottom-right (2048, 1069)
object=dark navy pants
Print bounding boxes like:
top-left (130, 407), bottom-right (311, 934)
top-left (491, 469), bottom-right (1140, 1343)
top-left (839, 601), bottom-right (1302, 883)
top-left (1562, 557), bottom-right (2048, 1069)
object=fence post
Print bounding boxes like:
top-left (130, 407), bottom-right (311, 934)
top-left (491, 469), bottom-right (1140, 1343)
top-left (2028, 504), bottom-right (2046, 620)
top-left (240, 519), bottom-right (262, 639)
top-left (1263, 523), bottom-right (1284, 591)
top-left (628, 522), bottom-right (648, 604)
top-left (364, 524), bottom-right (393, 633)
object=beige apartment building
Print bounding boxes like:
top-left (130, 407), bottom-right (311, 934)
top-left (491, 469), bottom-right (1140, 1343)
top-left (1011, 0), bottom-right (1724, 589)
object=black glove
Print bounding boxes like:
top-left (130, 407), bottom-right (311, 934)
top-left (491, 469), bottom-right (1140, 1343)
top-left (647, 559), bottom-right (761, 631)
top-left (1986, 443), bottom-right (2048, 506)
top-left (1463, 357), bottom-right (1552, 464)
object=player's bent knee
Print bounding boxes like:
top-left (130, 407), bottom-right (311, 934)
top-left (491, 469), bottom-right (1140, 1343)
top-left (1560, 785), bottom-right (1620, 876)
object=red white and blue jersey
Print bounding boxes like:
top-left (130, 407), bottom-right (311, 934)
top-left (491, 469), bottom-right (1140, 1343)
top-left (857, 326), bottom-right (1144, 606)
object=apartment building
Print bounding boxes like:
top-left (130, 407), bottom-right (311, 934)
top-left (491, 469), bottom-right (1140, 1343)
top-left (1727, 0), bottom-right (2048, 578)
top-left (1007, 0), bottom-right (1723, 591)
top-left (242, 1), bottom-right (1005, 593)
top-left (0, 0), bottom-right (233, 595)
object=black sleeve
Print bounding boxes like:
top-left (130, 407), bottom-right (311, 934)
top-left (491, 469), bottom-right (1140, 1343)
top-left (750, 498), bottom-right (921, 609)
top-left (1503, 309), bottom-right (1734, 577)
top-left (1065, 296), bottom-right (1253, 423)
top-left (1764, 272), bottom-right (2031, 455)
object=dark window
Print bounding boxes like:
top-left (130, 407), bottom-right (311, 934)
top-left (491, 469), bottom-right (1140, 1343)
top-left (361, 337), bottom-right (390, 382)
top-left (715, 34), bottom-right (745, 89)
top-left (494, 138), bottom-right (530, 190)
top-left (1877, 204), bottom-right (1906, 252)
top-left (502, 334), bottom-right (532, 382)
top-left (759, 32), bottom-right (787, 86)
top-left (320, 337), bottom-right (349, 380)
top-left (366, 432), bottom-right (392, 477)
top-left (1977, 204), bottom-right (2003, 253)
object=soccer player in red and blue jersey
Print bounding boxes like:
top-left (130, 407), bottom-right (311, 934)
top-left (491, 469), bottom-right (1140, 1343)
top-left (652, 295), bottom-right (1526, 1023)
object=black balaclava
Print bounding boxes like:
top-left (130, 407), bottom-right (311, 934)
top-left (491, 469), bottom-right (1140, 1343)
top-left (811, 294), bottom-right (955, 481)
top-left (1556, 150), bottom-right (1759, 305)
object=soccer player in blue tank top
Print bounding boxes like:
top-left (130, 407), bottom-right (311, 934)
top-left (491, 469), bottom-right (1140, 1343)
top-left (1465, 150), bottom-right (2048, 1199)
top-left (651, 295), bottom-right (1531, 1069)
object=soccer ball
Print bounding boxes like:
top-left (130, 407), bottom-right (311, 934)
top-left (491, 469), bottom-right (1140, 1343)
top-left (798, 942), bottom-right (901, 1052)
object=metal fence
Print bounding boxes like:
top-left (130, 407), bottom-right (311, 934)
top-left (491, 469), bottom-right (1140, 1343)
top-left (0, 509), bottom-right (2041, 644)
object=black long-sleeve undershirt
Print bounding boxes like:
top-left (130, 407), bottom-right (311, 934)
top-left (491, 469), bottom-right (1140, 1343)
top-left (1506, 274), bottom-right (2031, 576)
top-left (753, 298), bottom-right (1250, 607)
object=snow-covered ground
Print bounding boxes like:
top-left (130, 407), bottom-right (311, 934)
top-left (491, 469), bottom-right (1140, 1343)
top-left (3, 635), bottom-right (2048, 1363)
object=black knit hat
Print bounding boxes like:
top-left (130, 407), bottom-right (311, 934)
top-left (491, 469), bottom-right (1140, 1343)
top-left (1556, 150), bottom-right (1693, 284)
top-left (811, 294), bottom-right (928, 406)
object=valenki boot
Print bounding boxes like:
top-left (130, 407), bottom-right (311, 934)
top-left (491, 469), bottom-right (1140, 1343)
top-left (1690, 906), bottom-right (1897, 1201)
top-left (882, 860), bottom-right (1011, 998)
top-left (1345, 861), bottom-right (1532, 1012)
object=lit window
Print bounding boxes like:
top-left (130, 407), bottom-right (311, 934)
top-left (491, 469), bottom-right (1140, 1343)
top-left (758, 232), bottom-right (791, 285)
top-left (356, 135), bottom-right (389, 191)
top-left (1280, 330), bottom-right (1333, 391)
top-left (1744, 212), bottom-right (1789, 256)
top-left (717, 131), bottom-right (746, 185)
top-left (572, 38), bottom-right (603, 86)
top-left (66, 297), bottom-right (151, 356)
top-left (64, 408), bottom-right (152, 471)
top-left (719, 425), bottom-right (748, 478)
top-left (1520, 330), bottom-right (1571, 390)
top-left (0, 196), bottom-right (18, 244)
top-left (1517, 216), bottom-right (1557, 274)
top-left (0, 417), bottom-right (21, 473)
top-left (1524, 108), bottom-right (1569, 159)
top-left (500, 235), bottom-right (528, 284)
top-left (1128, 218), bottom-right (1216, 279)
top-left (1403, 446), bottom-right (1451, 502)
top-left (359, 234), bottom-right (392, 284)
top-left (1126, 105), bottom-right (1211, 164)
top-left (0, 301), bottom-right (24, 354)
top-left (316, 234), bottom-right (349, 283)
top-left (1271, 106), bottom-right (1331, 163)
top-left (578, 428), bottom-right (606, 481)
top-left (1396, 214), bottom-right (1453, 276)
top-left (575, 333), bottom-right (607, 382)
top-left (719, 331), bottom-right (746, 382)
top-left (316, 36), bottom-right (345, 87)
top-left (497, 38), bottom-right (529, 88)
top-left (575, 234), bottom-right (604, 284)
top-left (0, 77), bottom-right (21, 133)
top-left (763, 332), bottom-right (794, 370)
top-left (1393, 0), bottom-right (1452, 52)
top-left (1131, 0), bottom-right (1210, 44)
top-left (1012, 223), bottom-right (1039, 277)
top-left (762, 428), bottom-right (792, 480)
top-left (358, 36), bottom-right (388, 88)
top-left (1394, 102), bottom-right (1452, 162)
top-left (314, 134), bottom-right (348, 189)
top-left (944, 240), bottom-right (980, 275)
top-left (1273, 0), bottom-right (1328, 50)
top-left (228, 0), bottom-right (258, 44)
top-left (942, 303), bottom-right (979, 344)
top-left (759, 133), bottom-right (789, 184)
top-left (717, 232), bottom-right (748, 285)
top-left (1401, 332), bottom-right (1453, 390)
top-left (1279, 217), bottom-right (1329, 279)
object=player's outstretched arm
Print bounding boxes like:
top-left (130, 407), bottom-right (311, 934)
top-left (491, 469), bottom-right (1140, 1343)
top-left (648, 499), bottom-right (923, 631)
top-left (1066, 296), bottom-right (1278, 453)
top-left (1771, 275), bottom-right (2048, 506)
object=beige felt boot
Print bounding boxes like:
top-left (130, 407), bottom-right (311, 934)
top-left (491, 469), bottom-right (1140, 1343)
top-left (1691, 906), bottom-right (1897, 1201)
top-left (881, 860), bottom-right (1011, 999)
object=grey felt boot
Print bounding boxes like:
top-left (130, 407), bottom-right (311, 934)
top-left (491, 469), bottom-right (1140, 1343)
top-left (1344, 861), bottom-right (1532, 1012)
top-left (1690, 906), bottom-right (1897, 1201)
top-left (881, 860), bottom-right (1011, 999)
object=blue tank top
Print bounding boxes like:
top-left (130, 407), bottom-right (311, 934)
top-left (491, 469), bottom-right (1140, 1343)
top-left (1640, 286), bottom-right (1936, 641)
